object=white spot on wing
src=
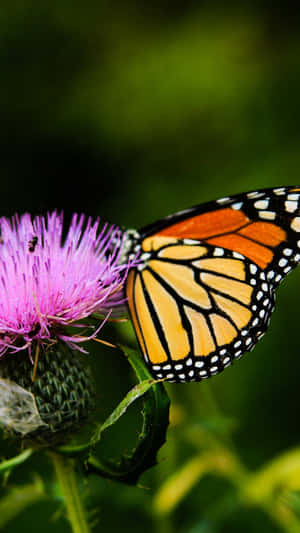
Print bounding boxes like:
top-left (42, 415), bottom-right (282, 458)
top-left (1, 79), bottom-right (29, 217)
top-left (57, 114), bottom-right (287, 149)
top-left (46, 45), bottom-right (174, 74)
top-left (170, 208), bottom-right (194, 217)
top-left (183, 239), bottom-right (201, 245)
top-left (141, 253), bottom-right (151, 261)
top-left (288, 193), bottom-right (300, 201)
top-left (259, 211), bottom-right (276, 220)
top-left (247, 191), bottom-right (263, 198)
top-left (232, 251), bottom-right (244, 259)
top-left (279, 258), bottom-right (288, 267)
top-left (285, 201), bottom-right (298, 213)
top-left (213, 248), bottom-right (224, 256)
top-left (254, 199), bottom-right (269, 209)
top-left (291, 217), bottom-right (300, 232)
top-left (217, 197), bottom-right (231, 204)
top-left (231, 202), bottom-right (243, 210)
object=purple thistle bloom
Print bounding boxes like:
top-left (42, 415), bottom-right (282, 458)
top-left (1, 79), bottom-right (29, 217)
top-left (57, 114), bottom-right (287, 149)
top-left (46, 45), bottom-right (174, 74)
top-left (0, 212), bottom-right (134, 357)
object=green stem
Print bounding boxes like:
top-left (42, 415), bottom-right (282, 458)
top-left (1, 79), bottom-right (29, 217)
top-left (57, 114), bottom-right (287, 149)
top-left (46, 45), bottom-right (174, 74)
top-left (50, 452), bottom-right (90, 533)
top-left (0, 448), bottom-right (33, 474)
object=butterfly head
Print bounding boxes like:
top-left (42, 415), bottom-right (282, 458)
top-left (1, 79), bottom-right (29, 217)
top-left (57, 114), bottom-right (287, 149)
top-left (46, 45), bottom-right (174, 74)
top-left (117, 229), bottom-right (141, 265)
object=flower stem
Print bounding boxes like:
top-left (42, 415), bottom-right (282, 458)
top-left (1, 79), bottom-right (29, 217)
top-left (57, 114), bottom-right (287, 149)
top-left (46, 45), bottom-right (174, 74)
top-left (50, 452), bottom-right (90, 533)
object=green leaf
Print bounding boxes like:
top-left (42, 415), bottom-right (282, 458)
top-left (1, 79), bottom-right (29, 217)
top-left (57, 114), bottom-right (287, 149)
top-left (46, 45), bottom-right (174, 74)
top-left (86, 345), bottom-right (170, 484)
top-left (0, 448), bottom-right (33, 475)
top-left (58, 345), bottom-right (170, 484)
top-left (96, 378), bottom-right (158, 436)
top-left (57, 378), bottom-right (158, 457)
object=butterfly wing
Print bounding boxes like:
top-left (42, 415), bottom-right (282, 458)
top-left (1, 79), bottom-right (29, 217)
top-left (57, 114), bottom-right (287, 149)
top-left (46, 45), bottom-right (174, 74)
top-left (126, 186), bottom-right (300, 382)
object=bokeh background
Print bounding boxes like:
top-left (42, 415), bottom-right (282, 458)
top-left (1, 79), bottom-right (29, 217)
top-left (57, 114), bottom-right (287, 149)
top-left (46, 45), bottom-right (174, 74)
top-left (2, 1), bottom-right (300, 532)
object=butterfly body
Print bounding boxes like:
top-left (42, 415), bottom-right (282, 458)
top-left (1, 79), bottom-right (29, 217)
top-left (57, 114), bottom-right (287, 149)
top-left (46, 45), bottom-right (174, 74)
top-left (125, 186), bottom-right (300, 382)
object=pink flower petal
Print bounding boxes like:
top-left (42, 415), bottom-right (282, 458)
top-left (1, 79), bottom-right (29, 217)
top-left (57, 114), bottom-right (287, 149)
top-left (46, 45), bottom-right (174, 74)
top-left (0, 212), bottom-right (136, 356)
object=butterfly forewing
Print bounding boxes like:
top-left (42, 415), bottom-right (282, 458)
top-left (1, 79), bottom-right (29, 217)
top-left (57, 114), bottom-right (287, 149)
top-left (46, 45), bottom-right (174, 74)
top-left (126, 186), bottom-right (300, 382)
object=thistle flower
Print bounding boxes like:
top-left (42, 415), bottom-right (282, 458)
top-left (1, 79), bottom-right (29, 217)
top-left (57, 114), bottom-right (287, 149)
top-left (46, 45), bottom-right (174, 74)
top-left (0, 212), bottom-right (135, 439)
top-left (0, 212), bottom-right (133, 358)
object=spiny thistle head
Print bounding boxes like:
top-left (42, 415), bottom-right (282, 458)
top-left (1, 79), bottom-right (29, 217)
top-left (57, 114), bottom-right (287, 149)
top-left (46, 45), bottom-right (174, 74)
top-left (0, 343), bottom-right (96, 441)
top-left (0, 212), bottom-right (134, 356)
top-left (0, 212), bottom-right (135, 442)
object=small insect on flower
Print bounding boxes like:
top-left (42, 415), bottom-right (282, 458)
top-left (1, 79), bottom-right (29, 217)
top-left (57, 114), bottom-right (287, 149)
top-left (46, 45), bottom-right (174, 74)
top-left (28, 235), bottom-right (38, 252)
top-left (0, 212), bottom-right (136, 359)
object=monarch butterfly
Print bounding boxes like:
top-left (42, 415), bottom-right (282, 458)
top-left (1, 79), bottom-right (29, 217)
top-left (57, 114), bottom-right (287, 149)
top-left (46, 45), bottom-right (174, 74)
top-left (123, 186), bottom-right (300, 383)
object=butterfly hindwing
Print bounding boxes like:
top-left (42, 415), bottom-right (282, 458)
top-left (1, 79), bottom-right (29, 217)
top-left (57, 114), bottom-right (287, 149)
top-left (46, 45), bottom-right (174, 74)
top-left (125, 186), bottom-right (300, 382)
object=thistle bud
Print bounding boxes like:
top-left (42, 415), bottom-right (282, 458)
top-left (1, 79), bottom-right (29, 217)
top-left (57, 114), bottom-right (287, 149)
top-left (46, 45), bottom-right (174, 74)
top-left (0, 343), bottom-right (95, 443)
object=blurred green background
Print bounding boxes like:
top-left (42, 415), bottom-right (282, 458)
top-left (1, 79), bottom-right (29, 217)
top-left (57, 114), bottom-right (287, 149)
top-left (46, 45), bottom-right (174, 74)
top-left (2, 1), bottom-right (300, 532)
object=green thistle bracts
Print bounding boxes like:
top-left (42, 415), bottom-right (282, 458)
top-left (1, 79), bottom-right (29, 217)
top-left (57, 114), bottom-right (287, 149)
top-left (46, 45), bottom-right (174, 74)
top-left (0, 343), bottom-right (96, 442)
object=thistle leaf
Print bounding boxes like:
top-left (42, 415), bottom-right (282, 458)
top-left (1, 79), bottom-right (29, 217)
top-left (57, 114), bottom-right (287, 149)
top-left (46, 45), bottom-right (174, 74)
top-left (96, 378), bottom-right (158, 437)
top-left (87, 345), bottom-right (170, 484)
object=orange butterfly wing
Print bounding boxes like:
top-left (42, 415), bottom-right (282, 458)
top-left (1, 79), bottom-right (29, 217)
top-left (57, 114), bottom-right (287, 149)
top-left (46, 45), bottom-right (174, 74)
top-left (126, 186), bottom-right (300, 382)
top-left (145, 207), bottom-right (286, 269)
